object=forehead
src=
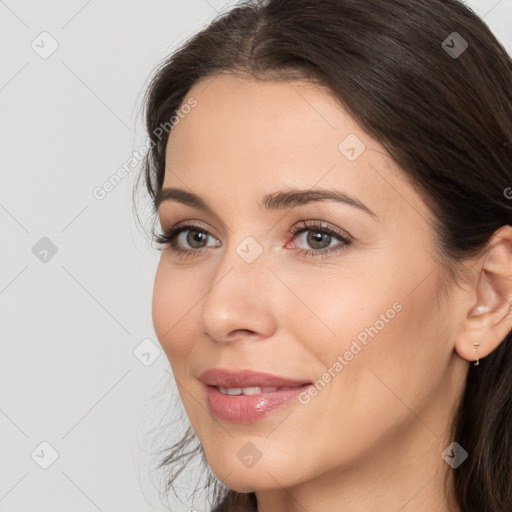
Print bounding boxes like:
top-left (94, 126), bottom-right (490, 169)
top-left (163, 73), bottom-right (430, 224)
top-left (167, 74), bottom-right (363, 162)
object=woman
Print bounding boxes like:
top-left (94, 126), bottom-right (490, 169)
top-left (138, 0), bottom-right (512, 510)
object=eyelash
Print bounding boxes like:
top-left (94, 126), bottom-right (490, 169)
top-left (154, 220), bottom-right (352, 259)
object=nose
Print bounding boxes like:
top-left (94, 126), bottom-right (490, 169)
top-left (197, 239), bottom-right (277, 344)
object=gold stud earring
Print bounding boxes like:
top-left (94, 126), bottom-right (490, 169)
top-left (473, 341), bottom-right (480, 366)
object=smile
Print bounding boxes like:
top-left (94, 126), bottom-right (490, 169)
top-left (217, 386), bottom-right (298, 395)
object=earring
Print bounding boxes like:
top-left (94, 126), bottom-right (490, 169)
top-left (473, 341), bottom-right (480, 366)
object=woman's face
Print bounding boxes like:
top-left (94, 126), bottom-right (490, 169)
top-left (152, 74), bottom-right (467, 493)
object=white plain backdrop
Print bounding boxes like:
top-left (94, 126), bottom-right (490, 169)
top-left (1, 1), bottom-right (511, 511)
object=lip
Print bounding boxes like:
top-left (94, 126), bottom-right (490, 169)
top-left (199, 368), bottom-right (311, 388)
top-left (199, 368), bottom-right (312, 424)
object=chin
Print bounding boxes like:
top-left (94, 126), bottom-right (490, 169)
top-left (206, 450), bottom-right (302, 493)
top-left (216, 473), bottom-right (278, 494)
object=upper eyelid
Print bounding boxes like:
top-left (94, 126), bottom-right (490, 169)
top-left (291, 219), bottom-right (352, 236)
top-left (164, 215), bottom-right (349, 231)
top-left (167, 219), bottom-right (218, 236)
top-left (166, 220), bottom-right (351, 245)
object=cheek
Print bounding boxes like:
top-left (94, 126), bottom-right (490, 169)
top-left (267, 269), bottom-right (446, 469)
top-left (277, 261), bottom-right (399, 362)
top-left (152, 259), bottom-right (196, 361)
top-left (279, 253), bottom-right (448, 420)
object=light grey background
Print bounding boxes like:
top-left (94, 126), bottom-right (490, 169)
top-left (1, 1), bottom-right (511, 511)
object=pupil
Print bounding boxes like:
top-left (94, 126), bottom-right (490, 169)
top-left (308, 231), bottom-right (331, 249)
top-left (188, 230), bottom-right (207, 248)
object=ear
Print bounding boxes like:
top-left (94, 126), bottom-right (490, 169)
top-left (455, 225), bottom-right (512, 363)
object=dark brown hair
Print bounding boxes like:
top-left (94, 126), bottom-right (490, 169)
top-left (138, 0), bottom-right (512, 510)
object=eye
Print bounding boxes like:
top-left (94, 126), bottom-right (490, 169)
top-left (287, 220), bottom-right (352, 258)
top-left (155, 220), bottom-right (352, 259)
top-left (154, 223), bottom-right (220, 257)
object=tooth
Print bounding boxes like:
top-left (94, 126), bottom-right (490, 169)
top-left (217, 386), bottom-right (295, 395)
top-left (219, 387), bottom-right (243, 395)
top-left (241, 387), bottom-right (262, 395)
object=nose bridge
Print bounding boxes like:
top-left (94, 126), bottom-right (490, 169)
top-left (198, 232), bottom-right (274, 342)
top-left (214, 231), bottom-right (268, 290)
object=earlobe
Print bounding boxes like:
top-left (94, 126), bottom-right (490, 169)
top-left (454, 225), bottom-right (512, 363)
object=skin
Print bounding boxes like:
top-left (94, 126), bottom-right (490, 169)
top-left (152, 73), bottom-right (512, 512)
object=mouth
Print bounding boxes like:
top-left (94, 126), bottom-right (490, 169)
top-left (199, 368), bottom-right (313, 423)
top-left (215, 385), bottom-right (301, 395)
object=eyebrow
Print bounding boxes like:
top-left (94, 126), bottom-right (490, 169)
top-left (155, 187), bottom-right (377, 217)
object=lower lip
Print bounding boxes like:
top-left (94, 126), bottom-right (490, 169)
top-left (204, 384), bottom-right (311, 423)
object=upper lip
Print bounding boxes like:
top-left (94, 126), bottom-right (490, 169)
top-left (199, 368), bottom-right (311, 388)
